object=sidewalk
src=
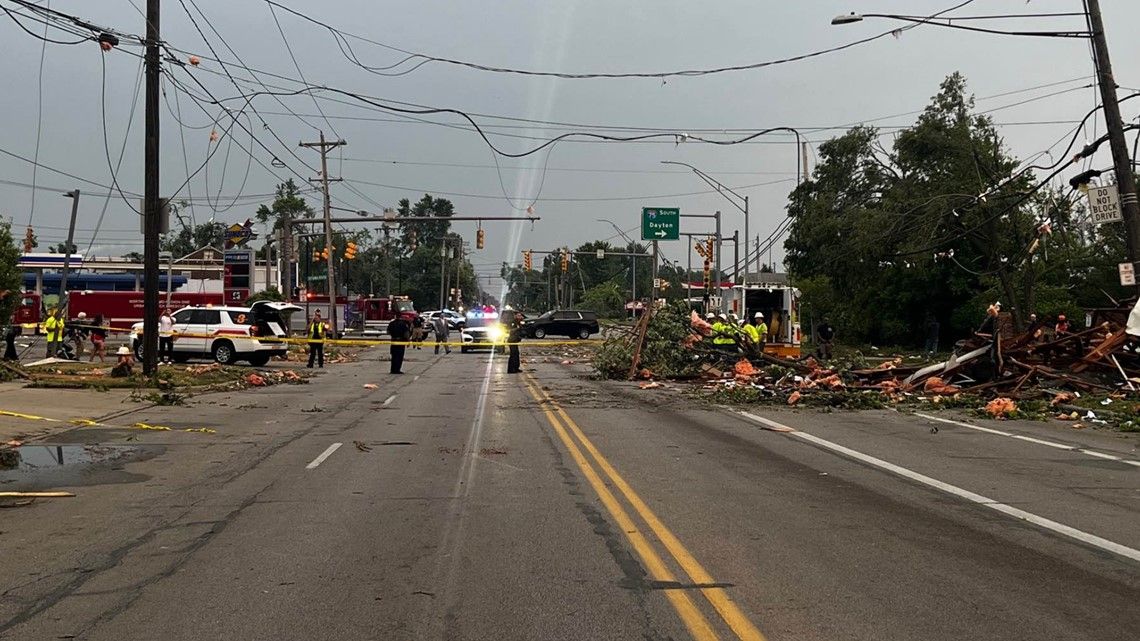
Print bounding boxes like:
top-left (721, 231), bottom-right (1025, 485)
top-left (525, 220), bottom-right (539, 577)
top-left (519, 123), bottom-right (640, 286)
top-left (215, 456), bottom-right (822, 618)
top-left (0, 382), bottom-right (150, 444)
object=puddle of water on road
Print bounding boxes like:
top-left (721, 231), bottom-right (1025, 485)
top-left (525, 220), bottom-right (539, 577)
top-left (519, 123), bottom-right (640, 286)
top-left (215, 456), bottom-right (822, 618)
top-left (0, 443), bottom-right (162, 490)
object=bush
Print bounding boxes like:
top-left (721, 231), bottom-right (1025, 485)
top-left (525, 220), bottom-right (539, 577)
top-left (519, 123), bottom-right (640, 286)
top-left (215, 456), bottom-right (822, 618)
top-left (593, 302), bottom-right (702, 379)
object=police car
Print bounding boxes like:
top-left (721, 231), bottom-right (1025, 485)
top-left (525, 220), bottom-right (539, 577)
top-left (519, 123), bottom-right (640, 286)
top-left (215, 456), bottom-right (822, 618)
top-left (130, 301), bottom-right (301, 365)
top-left (459, 307), bottom-right (507, 354)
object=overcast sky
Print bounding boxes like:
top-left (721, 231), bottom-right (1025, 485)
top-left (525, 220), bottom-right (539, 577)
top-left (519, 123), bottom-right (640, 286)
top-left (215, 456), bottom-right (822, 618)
top-left (2, 1), bottom-right (1138, 296)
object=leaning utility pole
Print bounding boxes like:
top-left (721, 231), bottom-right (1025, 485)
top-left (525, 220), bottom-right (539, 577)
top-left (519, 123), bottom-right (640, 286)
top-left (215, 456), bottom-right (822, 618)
top-left (58, 190), bottom-right (80, 317)
top-left (300, 132), bottom-right (346, 334)
top-left (142, 0), bottom-right (161, 375)
top-left (1086, 0), bottom-right (1140, 290)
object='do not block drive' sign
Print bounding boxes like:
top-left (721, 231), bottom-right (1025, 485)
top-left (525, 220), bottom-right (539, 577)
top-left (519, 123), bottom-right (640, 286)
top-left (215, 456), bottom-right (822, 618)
top-left (1088, 183), bottom-right (1122, 225)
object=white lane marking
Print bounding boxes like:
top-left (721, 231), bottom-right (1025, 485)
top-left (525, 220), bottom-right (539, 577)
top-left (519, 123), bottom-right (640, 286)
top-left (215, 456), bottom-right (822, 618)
top-left (383, 394), bottom-right (397, 406)
top-left (305, 443), bottom-right (343, 470)
top-left (1080, 449), bottom-right (1121, 461)
top-left (914, 412), bottom-right (1139, 465)
top-left (737, 411), bottom-right (1140, 563)
top-left (1008, 434), bottom-right (1075, 450)
top-left (918, 413), bottom-right (1013, 436)
top-left (414, 375), bottom-right (421, 382)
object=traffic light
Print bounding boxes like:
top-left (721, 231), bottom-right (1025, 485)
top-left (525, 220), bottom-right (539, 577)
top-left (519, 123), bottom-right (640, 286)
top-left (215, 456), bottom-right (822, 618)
top-left (321, 246), bottom-right (330, 260)
top-left (344, 241), bottom-right (357, 260)
top-left (23, 227), bottom-right (34, 253)
top-left (476, 227), bottom-right (485, 250)
top-left (705, 236), bottom-right (714, 259)
top-left (408, 230), bottom-right (418, 252)
top-left (703, 259), bottom-right (712, 292)
top-left (560, 249), bottom-right (569, 273)
top-left (523, 250), bottom-right (532, 271)
top-left (311, 249), bottom-right (321, 262)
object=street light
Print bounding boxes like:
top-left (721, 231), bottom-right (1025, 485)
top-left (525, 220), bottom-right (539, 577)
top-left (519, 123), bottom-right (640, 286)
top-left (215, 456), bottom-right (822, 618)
top-left (829, 11), bottom-right (1091, 38)
top-left (597, 218), bottom-right (637, 303)
top-left (661, 161), bottom-right (751, 285)
top-left (831, 12), bottom-right (863, 25)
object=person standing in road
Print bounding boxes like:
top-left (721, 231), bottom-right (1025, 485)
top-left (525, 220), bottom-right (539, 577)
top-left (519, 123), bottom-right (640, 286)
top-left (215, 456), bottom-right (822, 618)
top-left (388, 314), bottom-right (411, 374)
top-left (506, 312), bottom-right (523, 374)
top-left (70, 311), bottom-right (89, 360)
top-left (158, 308), bottom-right (175, 364)
top-left (711, 313), bottom-right (737, 352)
top-left (44, 307), bottom-right (63, 359)
top-left (816, 318), bottom-right (835, 360)
top-left (89, 314), bottom-right (107, 362)
top-left (432, 314), bottom-right (451, 355)
top-left (307, 310), bottom-right (328, 369)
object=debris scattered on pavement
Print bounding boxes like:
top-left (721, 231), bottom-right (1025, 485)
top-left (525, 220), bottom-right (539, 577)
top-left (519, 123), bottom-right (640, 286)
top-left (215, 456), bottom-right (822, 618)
top-left (353, 440), bottom-right (372, 452)
top-left (363, 383), bottom-right (378, 390)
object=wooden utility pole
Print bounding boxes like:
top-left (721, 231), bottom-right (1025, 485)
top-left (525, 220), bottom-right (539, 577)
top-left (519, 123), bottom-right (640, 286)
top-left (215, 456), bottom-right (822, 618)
top-left (1086, 0), bottom-right (1140, 291)
top-left (300, 132), bottom-right (345, 334)
top-left (142, 0), bottom-right (161, 375)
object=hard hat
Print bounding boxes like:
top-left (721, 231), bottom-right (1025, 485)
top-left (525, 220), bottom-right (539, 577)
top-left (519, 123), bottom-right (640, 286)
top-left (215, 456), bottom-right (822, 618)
top-left (717, 313), bottom-right (727, 320)
top-left (705, 312), bottom-right (715, 319)
top-left (116, 346), bottom-right (131, 356)
top-left (754, 312), bottom-right (764, 318)
top-left (77, 312), bottom-right (87, 319)
top-left (1058, 314), bottom-right (1066, 321)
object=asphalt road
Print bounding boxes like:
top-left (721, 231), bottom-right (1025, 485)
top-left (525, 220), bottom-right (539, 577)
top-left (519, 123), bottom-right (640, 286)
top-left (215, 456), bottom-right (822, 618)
top-left (1, 349), bottom-right (1137, 640)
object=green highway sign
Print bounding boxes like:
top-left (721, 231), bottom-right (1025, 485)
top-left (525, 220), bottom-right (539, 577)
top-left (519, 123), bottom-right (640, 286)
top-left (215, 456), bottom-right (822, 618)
top-left (641, 207), bottom-right (680, 241)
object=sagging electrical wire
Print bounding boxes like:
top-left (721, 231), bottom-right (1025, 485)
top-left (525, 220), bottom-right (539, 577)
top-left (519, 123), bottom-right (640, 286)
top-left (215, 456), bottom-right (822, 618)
top-left (263, 0), bottom-right (977, 80)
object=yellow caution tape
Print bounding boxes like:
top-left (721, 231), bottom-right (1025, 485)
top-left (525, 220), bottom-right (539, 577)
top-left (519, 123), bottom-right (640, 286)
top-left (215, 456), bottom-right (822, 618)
top-left (0, 408), bottom-right (217, 435)
top-left (127, 331), bottom-right (601, 349)
top-left (0, 409), bottom-right (47, 421)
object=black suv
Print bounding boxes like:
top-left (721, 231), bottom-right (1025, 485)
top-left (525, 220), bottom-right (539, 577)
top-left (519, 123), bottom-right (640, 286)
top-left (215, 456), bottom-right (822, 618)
top-left (522, 310), bottom-right (599, 339)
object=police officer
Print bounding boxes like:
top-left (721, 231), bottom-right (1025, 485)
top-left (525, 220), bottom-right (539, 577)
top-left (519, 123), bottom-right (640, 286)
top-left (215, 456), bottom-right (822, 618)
top-left (388, 314), bottom-right (411, 374)
top-left (506, 312), bottom-right (523, 374)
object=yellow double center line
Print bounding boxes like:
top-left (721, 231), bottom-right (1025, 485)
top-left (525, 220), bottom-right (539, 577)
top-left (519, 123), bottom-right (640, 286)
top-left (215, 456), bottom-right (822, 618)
top-left (522, 375), bottom-right (766, 641)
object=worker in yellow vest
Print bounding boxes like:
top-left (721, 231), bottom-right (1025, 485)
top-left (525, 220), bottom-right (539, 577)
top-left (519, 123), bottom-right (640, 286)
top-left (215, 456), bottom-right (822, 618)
top-left (44, 307), bottom-right (64, 358)
top-left (752, 312), bottom-right (768, 346)
top-left (307, 310), bottom-right (328, 369)
top-left (711, 313), bottom-right (737, 352)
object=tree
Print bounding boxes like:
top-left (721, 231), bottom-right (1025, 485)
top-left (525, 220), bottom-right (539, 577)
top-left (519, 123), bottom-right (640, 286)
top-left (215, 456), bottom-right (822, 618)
top-left (52, 241), bottom-right (78, 254)
top-left (255, 179), bottom-right (316, 232)
top-left (785, 72), bottom-right (1111, 345)
top-left (160, 222), bottom-right (227, 258)
top-left (581, 282), bottom-right (625, 318)
top-left (0, 222), bottom-right (24, 323)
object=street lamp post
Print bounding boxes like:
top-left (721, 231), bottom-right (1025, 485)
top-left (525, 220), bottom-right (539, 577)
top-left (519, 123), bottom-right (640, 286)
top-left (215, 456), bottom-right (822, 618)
top-left (661, 161), bottom-right (749, 286)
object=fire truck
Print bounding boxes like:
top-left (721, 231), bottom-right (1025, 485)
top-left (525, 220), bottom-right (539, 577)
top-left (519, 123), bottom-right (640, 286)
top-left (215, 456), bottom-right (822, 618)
top-left (344, 296), bottom-right (419, 337)
top-left (8, 291), bottom-right (223, 333)
top-left (292, 294), bottom-right (419, 337)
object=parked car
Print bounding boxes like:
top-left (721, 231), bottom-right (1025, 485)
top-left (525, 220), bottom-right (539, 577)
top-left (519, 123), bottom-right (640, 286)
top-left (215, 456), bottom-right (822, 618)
top-left (522, 310), bottom-right (599, 339)
top-left (129, 301), bottom-right (301, 365)
top-left (423, 310), bottom-right (466, 331)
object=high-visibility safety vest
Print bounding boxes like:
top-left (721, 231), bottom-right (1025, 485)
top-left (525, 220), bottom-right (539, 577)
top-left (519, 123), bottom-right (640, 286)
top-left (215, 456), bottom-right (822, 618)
top-left (754, 322), bottom-right (768, 342)
top-left (711, 321), bottom-right (736, 345)
top-left (44, 316), bottom-right (64, 341)
top-left (308, 321), bottom-right (327, 341)
top-left (742, 323), bottom-right (761, 344)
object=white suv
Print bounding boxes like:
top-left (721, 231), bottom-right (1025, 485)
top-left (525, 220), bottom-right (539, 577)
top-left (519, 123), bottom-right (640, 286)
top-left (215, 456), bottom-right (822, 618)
top-left (130, 302), bottom-right (301, 366)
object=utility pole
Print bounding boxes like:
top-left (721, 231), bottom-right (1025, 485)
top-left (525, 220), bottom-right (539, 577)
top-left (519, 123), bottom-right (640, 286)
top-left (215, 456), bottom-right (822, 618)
top-left (142, 0), bottom-right (161, 375)
top-left (714, 211), bottom-right (723, 313)
top-left (651, 241), bottom-right (659, 304)
top-left (300, 131), bottom-right (346, 334)
top-left (58, 190), bottom-right (80, 317)
top-left (1086, 0), bottom-right (1140, 288)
